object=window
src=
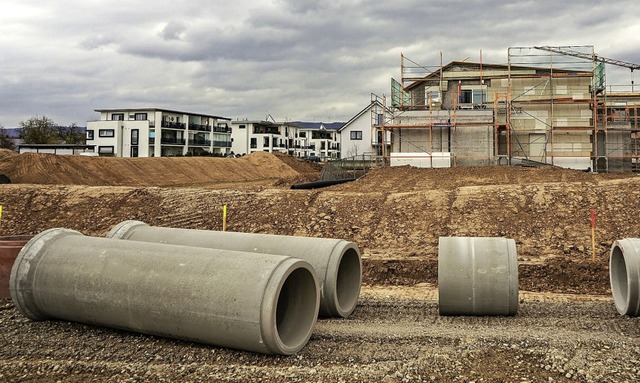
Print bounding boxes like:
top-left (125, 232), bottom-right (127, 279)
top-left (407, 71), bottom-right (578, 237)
top-left (131, 129), bottom-right (139, 145)
top-left (111, 113), bottom-right (124, 121)
top-left (99, 129), bottom-right (115, 137)
top-left (250, 137), bottom-right (257, 149)
top-left (263, 136), bottom-right (269, 147)
top-left (131, 146), bottom-right (139, 157)
top-left (86, 130), bottom-right (94, 140)
top-left (134, 113), bottom-right (147, 121)
top-left (239, 124), bottom-right (246, 129)
top-left (98, 146), bottom-right (114, 154)
top-left (459, 90), bottom-right (473, 104)
top-left (299, 132), bottom-right (306, 138)
top-left (350, 131), bottom-right (363, 140)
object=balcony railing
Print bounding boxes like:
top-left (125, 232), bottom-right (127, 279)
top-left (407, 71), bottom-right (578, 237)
top-left (161, 138), bottom-right (186, 145)
top-left (188, 123), bottom-right (209, 132)
top-left (188, 139), bottom-right (211, 146)
top-left (161, 121), bottom-right (186, 129)
top-left (213, 141), bottom-right (232, 148)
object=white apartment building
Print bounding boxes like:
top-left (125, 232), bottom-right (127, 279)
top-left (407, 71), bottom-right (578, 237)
top-left (86, 108), bottom-right (231, 157)
top-left (230, 120), bottom-right (343, 160)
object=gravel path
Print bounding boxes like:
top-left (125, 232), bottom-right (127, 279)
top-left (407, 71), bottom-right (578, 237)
top-left (2, 294), bottom-right (639, 383)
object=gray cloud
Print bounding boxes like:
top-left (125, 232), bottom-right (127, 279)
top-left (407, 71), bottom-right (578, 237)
top-left (1, 0), bottom-right (639, 127)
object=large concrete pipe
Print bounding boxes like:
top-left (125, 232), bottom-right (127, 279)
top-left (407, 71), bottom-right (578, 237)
top-left (609, 239), bottom-right (640, 316)
top-left (10, 228), bottom-right (319, 355)
top-left (106, 220), bottom-right (362, 318)
top-left (438, 236), bottom-right (518, 316)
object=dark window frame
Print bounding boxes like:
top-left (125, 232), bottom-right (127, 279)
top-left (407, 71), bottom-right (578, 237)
top-left (86, 130), bottom-right (94, 140)
top-left (350, 131), bottom-right (363, 140)
top-left (99, 129), bottom-right (115, 138)
top-left (98, 146), bottom-right (114, 154)
top-left (131, 129), bottom-right (139, 145)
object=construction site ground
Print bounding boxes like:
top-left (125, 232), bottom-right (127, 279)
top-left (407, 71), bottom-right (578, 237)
top-left (0, 151), bottom-right (639, 382)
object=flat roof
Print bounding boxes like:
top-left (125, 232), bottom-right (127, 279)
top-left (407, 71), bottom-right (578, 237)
top-left (94, 108), bottom-right (231, 121)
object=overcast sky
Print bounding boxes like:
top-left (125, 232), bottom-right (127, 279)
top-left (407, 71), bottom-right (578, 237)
top-left (2, 0), bottom-right (640, 127)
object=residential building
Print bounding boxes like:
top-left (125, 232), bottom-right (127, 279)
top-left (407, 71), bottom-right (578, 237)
top-left (86, 108), bottom-right (231, 157)
top-left (339, 100), bottom-right (392, 159)
top-left (375, 46), bottom-right (640, 172)
top-left (230, 120), bottom-right (343, 160)
top-left (290, 122), bottom-right (343, 160)
top-left (230, 120), bottom-right (298, 156)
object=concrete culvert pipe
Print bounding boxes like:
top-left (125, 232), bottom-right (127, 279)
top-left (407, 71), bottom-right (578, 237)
top-left (609, 239), bottom-right (640, 316)
top-left (10, 228), bottom-right (319, 355)
top-left (107, 220), bottom-right (362, 318)
top-left (438, 236), bottom-right (518, 316)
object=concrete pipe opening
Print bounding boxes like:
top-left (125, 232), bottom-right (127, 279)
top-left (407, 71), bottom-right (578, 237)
top-left (329, 245), bottom-right (362, 318)
top-left (11, 228), bottom-right (320, 355)
top-left (609, 239), bottom-right (640, 316)
top-left (107, 220), bottom-right (362, 318)
top-left (438, 236), bottom-right (518, 316)
top-left (271, 267), bottom-right (318, 353)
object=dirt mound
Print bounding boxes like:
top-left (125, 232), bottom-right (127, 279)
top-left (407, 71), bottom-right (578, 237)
top-left (331, 165), bottom-right (636, 192)
top-left (0, 149), bottom-right (18, 159)
top-left (0, 152), bottom-right (318, 187)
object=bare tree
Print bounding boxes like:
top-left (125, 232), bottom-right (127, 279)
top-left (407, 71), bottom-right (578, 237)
top-left (0, 123), bottom-right (16, 150)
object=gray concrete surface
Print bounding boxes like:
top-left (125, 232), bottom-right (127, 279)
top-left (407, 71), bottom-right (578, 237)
top-left (609, 238), bottom-right (640, 316)
top-left (106, 220), bottom-right (362, 318)
top-left (10, 228), bottom-right (319, 355)
top-left (438, 236), bottom-right (518, 315)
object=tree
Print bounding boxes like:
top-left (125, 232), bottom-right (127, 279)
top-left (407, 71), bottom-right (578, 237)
top-left (19, 116), bottom-right (85, 144)
top-left (0, 123), bottom-right (16, 150)
top-left (55, 123), bottom-right (85, 144)
top-left (19, 116), bottom-right (59, 144)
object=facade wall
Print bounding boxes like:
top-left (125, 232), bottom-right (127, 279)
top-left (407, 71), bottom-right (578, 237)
top-left (87, 109), bottom-right (231, 158)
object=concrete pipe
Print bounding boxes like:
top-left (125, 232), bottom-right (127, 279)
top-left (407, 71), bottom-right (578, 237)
top-left (10, 228), bottom-right (319, 355)
top-left (438, 236), bottom-right (518, 316)
top-left (609, 239), bottom-right (640, 316)
top-left (107, 220), bottom-right (362, 318)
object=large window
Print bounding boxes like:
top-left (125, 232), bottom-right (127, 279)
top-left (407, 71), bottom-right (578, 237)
top-left (131, 129), bottom-right (139, 145)
top-left (99, 129), bottom-right (115, 137)
top-left (134, 113), bottom-right (148, 121)
top-left (98, 146), bottom-right (114, 154)
top-left (263, 136), bottom-right (269, 147)
top-left (86, 130), bottom-right (94, 140)
top-left (350, 131), bottom-right (363, 140)
top-left (111, 113), bottom-right (124, 121)
top-left (250, 137), bottom-right (257, 149)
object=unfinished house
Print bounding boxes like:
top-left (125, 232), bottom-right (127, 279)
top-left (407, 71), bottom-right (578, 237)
top-left (376, 45), bottom-right (640, 172)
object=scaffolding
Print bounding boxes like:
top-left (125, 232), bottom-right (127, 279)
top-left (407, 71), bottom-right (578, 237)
top-left (374, 46), bottom-right (640, 172)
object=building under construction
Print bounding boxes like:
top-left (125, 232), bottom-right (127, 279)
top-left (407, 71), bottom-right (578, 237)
top-left (374, 45), bottom-right (640, 172)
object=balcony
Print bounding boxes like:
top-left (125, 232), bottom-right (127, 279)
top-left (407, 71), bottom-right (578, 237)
top-left (213, 126), bottom-right (232, 133)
